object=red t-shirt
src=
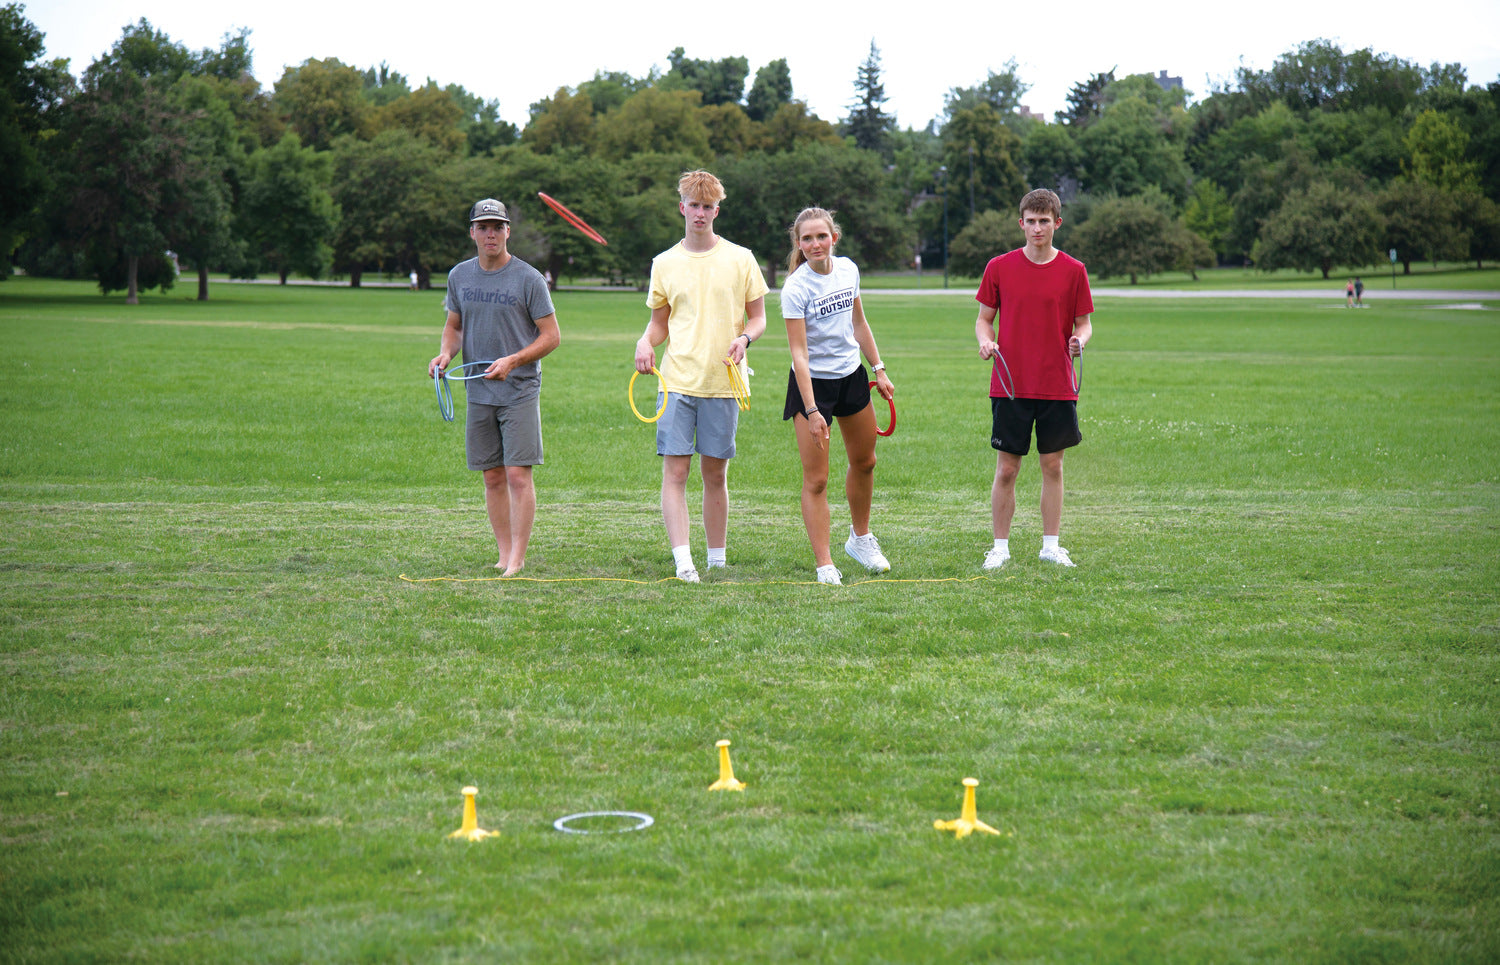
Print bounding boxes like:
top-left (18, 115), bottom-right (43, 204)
top-left (975, 249), bottom-right (1093, 400)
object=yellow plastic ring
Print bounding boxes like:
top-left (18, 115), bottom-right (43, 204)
top-left (629, 367), bottom-right (669, 423)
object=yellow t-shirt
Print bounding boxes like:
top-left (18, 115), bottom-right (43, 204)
top-left (647, 239), bottom-right (769, 397)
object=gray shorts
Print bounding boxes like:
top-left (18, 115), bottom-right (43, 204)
top-left (656, 394), bottom-right (739, 459)
top-left (466, 397), bottom-right (543, 469)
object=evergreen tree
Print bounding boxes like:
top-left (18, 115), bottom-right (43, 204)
top-left (845, 41), bottom-right (894, 155)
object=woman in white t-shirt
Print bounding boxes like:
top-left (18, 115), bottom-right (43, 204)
top-left (780, 207), bottom-right (896, 585)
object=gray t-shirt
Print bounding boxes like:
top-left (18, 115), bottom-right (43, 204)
top-left (444, 255), bottom-right (556, 407)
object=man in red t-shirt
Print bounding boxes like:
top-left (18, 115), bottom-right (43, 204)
top-left (973, 188), bottom-right (1093, 569)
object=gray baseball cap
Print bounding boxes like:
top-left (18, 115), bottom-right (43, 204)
top-left (469, 198), bottom-right (510, 223)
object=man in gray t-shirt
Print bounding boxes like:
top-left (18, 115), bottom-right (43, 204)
top-left (429, 198), bottom-right (561, 576)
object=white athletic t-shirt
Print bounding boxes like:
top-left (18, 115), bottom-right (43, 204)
top-left (780, 257), bottom-right (862, 379)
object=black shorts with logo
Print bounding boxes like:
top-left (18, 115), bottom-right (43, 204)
top-left (783, 366), bottom-right (871, 421)
top-left (990, 397), bottom-right (1081, 455)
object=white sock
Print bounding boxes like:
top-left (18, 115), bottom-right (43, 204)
top-left (672, 545), bottom-right (694, 571)
top-left (993, 538), bottom-right (1009, 554)
top-left (1042, 534), bottom-right (1060, 551)
top-left (706, 547), bottom-right (726, 568)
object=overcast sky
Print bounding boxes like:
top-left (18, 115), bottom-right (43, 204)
top-left (27, 0), bottom-right (1500, 130)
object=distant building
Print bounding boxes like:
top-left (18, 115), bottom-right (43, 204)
top-left (1017, 104), bottom-right (1045, 122)
top-left (1153, 70), bottom-right (1183, 92)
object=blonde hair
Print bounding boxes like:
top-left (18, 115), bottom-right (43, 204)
top-left (678, 170), bottom-right (726, 205)
top-left (1019, 188), bottom-right (1062, 220)
top-left (786, 207), bottom-right (842, 273)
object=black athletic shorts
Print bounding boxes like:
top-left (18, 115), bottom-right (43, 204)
top-left (783, 366), bottom-right (871, 421)
top-left (990, 397), bottom-right (1081, 455)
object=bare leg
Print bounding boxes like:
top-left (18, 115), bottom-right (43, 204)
top-left (794, 415), bottom-right (833, 567)
top-left (661, 455), bottom-right (693, 549)
top-left (1039, 450), bottom-right (1065, 537)
top-left (483, 467), bottom-right (513, 570)
top-left (700, 455), bottom-right (729, 551)
top-left (501, 465), bottom-right (535, 575)
top-left (991, 451), bottom-right (1022, 539)
top-left (838, 404), bottom-right (879, 536)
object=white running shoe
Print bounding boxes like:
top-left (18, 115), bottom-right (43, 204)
top-left (982, 547), bottom-right (1010, 570)
top-left (676, 566), bottom-right (701, 583)
top-left (844, 527), bottom-right (891, 573)
top-left (1039, 545), bottom-right (1076, 567)
top-left (816, 565), bottom-right (843, 586)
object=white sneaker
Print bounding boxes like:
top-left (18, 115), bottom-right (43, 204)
top-left (844, 527), bottom-right (890, 573)
top-left (982, 547), bottom-right (1010, 570)
top-left (1039, 545), bottom-right (1076, 567)
top-left (676, 566), bottom-right (701, 583)
top-left (816, 565), bottom-right (843, 585)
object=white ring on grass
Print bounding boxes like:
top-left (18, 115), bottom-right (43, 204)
top-left (552, 810), bottom-right (654, 834)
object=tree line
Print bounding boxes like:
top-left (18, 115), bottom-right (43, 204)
top-left (3, 4), bottom-right (1498, 302)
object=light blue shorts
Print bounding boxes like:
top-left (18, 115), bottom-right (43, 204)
top-left (655, 394), bottom-right (739, 460)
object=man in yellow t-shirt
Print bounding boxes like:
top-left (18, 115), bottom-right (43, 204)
top-left (634, 170), bottom-right (769, 583)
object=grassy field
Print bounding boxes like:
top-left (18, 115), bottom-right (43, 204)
top-left (1, 277), bottom-right (1497, 963)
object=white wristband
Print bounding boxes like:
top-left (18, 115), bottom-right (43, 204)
top-left (872, 362), bottom-right (885, 372)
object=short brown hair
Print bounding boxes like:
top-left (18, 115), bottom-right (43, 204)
top-left (1019, 188), bottom-right (1062, 220)
top-left (678, 170), bottom-right (726, 205)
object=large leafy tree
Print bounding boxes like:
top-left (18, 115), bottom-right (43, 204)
top-left (593, 87), bottom-right (711, 162)
top-left (945, 60), bottom-right (1032, 131)
top-left (1020, 122), bottom-right (1081, 194)
top-left (1252, 180), bottom-right (1382, 278)
top-left (445, 83), bottom-right (516, 155)
top-left (662, 47), bottom-right (748, 107)
top-left (47, 20), bottom-right (241, 301)
top-left (1377, 179), bottom-right (1465, 273)
top-left (745, 58), bottom-right (792, 123)
top-left (1182, 179), bottom-right (1235, 262)
top-left (717, 141), bottom-right (908, 286)
top-left (1055, 69), bottom-right (1114, 127)
top-left (1403, 109), bottom-right (1480, 192)
top-left (948, 209), bottom-right (1024, 276)
top-left (328, 129), bottom-right (464, 287)
top-left (239, 132), bottom-right (337, 283)
top-left (941, 104), bottom-right (1025, 230)
top-left (845, 41), bottom-right (894, 155)
top-left (0, 2), bottom-right (73, 276)
top-left (274, 58), bottom-right (371, 151)
top-left (372, 82), bottom-right (466, 153)
top-left (521, 86), bottom-right (594, 154)
top-left (1076, 85), bottom-right (1192, 202)
top-left (1069, 195), bottom-right (1184, 284)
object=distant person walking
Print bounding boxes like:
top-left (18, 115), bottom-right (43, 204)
top-left (1346, 279), bottom-right (1355, 308)
top-left (973, 188), bottom-right (1093, 569)
top-left (429, 199), bottom-right (561, 575)
top-left (780, 206), bottom-right (895, 586)
top-left (1354, 276), bottom-right (1364, 307)
top-left (410, 270), bottom-right (419, 292)
top-left (634, 170), bottom-right (769, 583)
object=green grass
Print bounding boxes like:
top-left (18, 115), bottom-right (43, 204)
top-left (858, 262), bottom-right (1500, 291)
top-left (2, 276), bottom-right (1497, 963)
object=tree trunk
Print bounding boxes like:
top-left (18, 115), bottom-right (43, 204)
top-left (279, 269), bottom-right (289, 285)
top-left (126, 254), bottom-right (139, 305)
top-left (1129, 272), bottom-right (1137, 285)
top-left (416, 266), bottom-right (431, 290)
top-left (764, 259), bottom-right (777, 289)
top-left (197, 265), bottom-right (209, 301)
top-left (1402, 261), bottom-right (1411, 274)
top-left (349, 268), bottom-right (362, 288)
